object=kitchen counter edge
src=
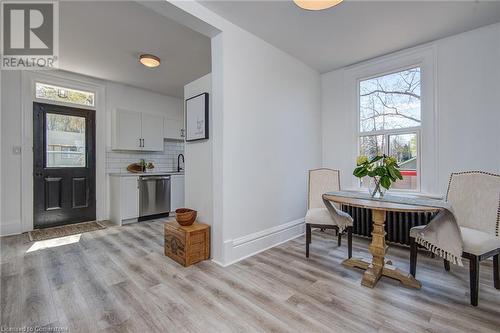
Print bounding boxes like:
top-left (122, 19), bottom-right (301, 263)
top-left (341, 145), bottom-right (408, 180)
top-left (109, 172), bottom-right (185, 177)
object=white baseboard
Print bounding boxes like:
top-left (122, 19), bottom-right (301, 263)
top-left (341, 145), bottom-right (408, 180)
top-left (0, 220), bottom-right (22, 237)
top-left (214, 218), bottom-right (305, 267)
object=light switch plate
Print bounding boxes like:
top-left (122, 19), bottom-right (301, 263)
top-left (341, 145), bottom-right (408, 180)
top-left (12, 146), bottom-right (21, 155)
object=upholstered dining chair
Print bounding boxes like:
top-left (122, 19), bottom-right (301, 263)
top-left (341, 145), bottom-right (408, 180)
top-left (305, 168), bottom-right (353, 258)
top-left (409, 171), bottom-right (500, 306)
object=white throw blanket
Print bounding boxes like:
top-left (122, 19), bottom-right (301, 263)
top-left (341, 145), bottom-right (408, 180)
top-left (411, 209), bottom-right (464, 266)
top-left (323, 191), bottom-right (464, 266)
top-left (322, 197), bottom-right (353, 233)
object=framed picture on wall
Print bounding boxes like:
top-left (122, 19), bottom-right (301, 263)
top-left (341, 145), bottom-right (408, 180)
top-left (185, 92), bottom-right (209, 142)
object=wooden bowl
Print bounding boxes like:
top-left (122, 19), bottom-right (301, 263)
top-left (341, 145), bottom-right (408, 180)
top-left (126, 163), bottom-right (143, 173)
top-left (175, 208), bottom-right (197, 226)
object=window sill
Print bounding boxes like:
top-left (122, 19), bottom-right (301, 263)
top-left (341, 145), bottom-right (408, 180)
top-left (342, 187), bottom-right (444, 200)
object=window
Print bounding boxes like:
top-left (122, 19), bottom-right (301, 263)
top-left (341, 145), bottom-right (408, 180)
top-left (359, 67), bottom-right (420, 190)
top-left (46, 113), bottom-right (86, 167)
top-left (36, 82), bottom-right (95, 107)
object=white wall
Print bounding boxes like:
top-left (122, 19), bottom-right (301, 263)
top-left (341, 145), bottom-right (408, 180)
top-left (184, 74), bottom-right (213, 231)
top-left (321, 68), bottom-right (352, 190)
top-left (221, 27), bottom-right (321, 261)
top-left (0, 70), bottom-right (183, 235)
top-left (168, 1), bottom-right (322, 265)
top-left (1, 71), bottom-right (23, 236)
top-left (322, 23), bottom-right (500, 195)
top-left (435, 23), bottom-right (500, 190)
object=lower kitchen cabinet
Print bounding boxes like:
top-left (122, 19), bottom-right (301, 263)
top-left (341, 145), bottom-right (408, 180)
top-left (109, 175), bottom-right (139, 225)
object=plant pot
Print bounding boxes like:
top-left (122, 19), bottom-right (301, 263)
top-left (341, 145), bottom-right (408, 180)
top-left (175, 208), bottom-right (197, 226)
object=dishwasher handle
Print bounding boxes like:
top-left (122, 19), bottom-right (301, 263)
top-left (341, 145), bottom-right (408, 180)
top-left (139, 176), bottom-right (171, 181)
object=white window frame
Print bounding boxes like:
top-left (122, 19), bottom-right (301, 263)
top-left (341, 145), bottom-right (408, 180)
top-left (343, 45), bottom-right (437, 195)
top-left (357, 65), bottom-right (422, 192)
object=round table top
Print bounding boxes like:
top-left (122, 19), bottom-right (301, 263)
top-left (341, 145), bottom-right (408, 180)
top-left (323, 191), bottom-right (443, 213)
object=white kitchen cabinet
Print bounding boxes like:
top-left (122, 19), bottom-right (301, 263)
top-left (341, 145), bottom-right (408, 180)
top-left (110, 175), bottom-right (139, 225)
top-left (112, 109), bottom-right (164, 151)
top-left (112, 109), bottom-right (142, 150)
top-left (142, 113), bottom-right (164, 151)
top-left (170, 175), bottom-right (185, 211)
top-left (164, 116), bottom-right (185, 140)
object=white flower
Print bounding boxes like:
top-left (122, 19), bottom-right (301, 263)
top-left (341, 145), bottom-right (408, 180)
top-left (356, 155), bottom-right (369, 165)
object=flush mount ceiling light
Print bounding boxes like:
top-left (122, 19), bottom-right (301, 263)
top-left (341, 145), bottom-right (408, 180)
top-left (294, 0), bottom-right (343, 11)
top-left (139, 54), bottom-right (160, 68)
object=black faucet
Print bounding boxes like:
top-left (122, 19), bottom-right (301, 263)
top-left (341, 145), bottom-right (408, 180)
top-left (177, 154), bottom-right (184, 173)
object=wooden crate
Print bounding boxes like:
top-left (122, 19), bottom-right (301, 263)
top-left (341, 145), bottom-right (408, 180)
top-left (164, 221), bottom-right (210, 267)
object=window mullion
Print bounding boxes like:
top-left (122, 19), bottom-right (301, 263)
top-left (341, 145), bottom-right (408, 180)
top-left (385, 134), bottom-right (389, 155)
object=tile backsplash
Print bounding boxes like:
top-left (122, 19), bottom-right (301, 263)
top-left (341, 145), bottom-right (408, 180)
top-left (106, 141), bottom-right (184, 174)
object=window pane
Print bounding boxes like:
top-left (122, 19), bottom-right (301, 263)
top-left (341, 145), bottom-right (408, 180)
top-left (36, 82), bottom-right (95, 107)
top-left (359, 135), bottom-right (385, 188)
top-left (46, 113), bottom-right (86, 167)
top-left (359, 67), bottom-right (421, 132)
top-left (389, 133), bottom-right (418, 190)
top-left (359, 135), bottom-right (385, 161)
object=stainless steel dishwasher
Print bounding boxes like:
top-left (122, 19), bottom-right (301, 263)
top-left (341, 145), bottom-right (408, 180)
top-left (138, 175), bottom-right (171, 221)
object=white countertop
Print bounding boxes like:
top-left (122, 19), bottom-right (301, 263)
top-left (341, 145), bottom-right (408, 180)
top-left (109, 171), bottom-right (184, 177)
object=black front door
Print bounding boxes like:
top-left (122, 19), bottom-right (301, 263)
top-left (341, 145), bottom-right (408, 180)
top-left (33, 102), bottom-right (96, 228)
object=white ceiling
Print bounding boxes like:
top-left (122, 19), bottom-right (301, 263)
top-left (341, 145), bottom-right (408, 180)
top-left (59, 1), bottom-right (211, 97)
top-left (200, 0), bottom-right (500, 73)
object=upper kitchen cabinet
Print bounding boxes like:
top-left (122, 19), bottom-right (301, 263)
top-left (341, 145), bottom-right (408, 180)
top-left (112, 109), bottom-right (164, 151)
top-left (164, 114), bottom-right (185, 140)
top-left (142, 113), bottom-right (165, 151)
top-left (112, 109), bottom-right (142, 150)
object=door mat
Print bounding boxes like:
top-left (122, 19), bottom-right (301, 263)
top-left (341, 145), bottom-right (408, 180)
top-left (28, 221), bottom-right (106, 241)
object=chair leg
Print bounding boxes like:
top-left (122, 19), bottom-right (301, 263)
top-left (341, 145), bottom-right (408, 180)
top-left (409, 237), bottom-right (418, 277)
top-left (469, 255), bottom-right (480, 306)
top-left (444, 259), bottom-right (451, 271)
top-left (305, 224), bottom-right (311, 258)
top-left (494, 254), bottom-right (499, 290)
top-left (337, 228), bottom-right (342, 247)
top-left (347, 226), bottom-right (352, 259)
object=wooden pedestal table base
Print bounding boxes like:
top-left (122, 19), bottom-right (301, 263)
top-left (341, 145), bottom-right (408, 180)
top-left (323, 191), bottom-right (442, 290)
top-left (342, 209), bottom-right (421, 289)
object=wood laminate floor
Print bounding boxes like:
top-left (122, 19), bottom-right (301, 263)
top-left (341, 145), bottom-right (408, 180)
top-left (1, 219), bottom-right (499, 333)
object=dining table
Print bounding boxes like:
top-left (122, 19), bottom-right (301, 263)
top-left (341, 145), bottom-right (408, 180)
top-left (323, 191), bottom-right (444, 289)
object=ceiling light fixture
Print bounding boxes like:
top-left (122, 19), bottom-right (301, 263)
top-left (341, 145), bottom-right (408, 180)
top-left (139, 54), bottom-right (161, 68)
top-left (293, 0), bottom-right (343, 11)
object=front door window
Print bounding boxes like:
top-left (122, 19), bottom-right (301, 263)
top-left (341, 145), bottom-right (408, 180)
top-left (46, 113), bottom-right (86, 168)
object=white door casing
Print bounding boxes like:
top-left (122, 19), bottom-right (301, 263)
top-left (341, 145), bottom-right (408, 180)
top-left (21, 70), bottom-right (107, 232)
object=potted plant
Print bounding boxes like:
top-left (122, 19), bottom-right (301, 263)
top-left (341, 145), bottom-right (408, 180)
top-left (353, 154), bottom-right (403, 198)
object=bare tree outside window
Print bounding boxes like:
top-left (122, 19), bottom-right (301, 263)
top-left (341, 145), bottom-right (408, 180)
top-left (359, 67), bottom-right (421, 190)
top-left (46, 113), bottom-right (86, 168)
top-left (360, 67), bottom-right (420, 132)
top-left (36, 82), bottom-right (95, 107)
